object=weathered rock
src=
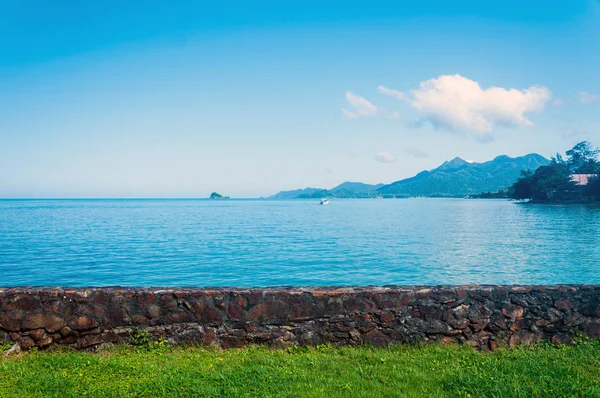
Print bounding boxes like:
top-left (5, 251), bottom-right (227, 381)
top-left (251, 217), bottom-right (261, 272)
top-left (246, 301), bottom-right (287, 320)
top-left (38, 336), bottom-right (53, 347)
top-left (159, 294), bottom-right (178, 308)
top-left (0, 311), bottom-right (24, 331)
top-left (3, 343), bottom-right (21, 358)
top-left (166, 311), bottom-right (192, 324)
top-left (202, 327), bottom-right (219, 346)
top-left (551, 333), bottom-right (573, 345)
top-left (422, 319), bottom-right (448, 334)
top-left (68, 315), bottom-right (99, 331)
top-left (132, 314), bottom-right (149, 325)
top-left (221, 329), bottom-right (246, 349)
top-left (509, 331), bottom-right (540, 347)
top-left (145, 305), bottom-right (162, 319)
top-left (226, 304), bottom-right (243, 320)
top-left (28, 328), bottom-right (46, 342)
top-left (22, 313), bottom-right (65, 333)
top-left (489, 340), bottom-right (499, 351)
top-left (441, 336), bottom-right (458, 345)
top-left (365, 329), bottom-right (390, 347)
top-left (584, 320), bottom-right (600, 338)
top-left (502, 305), bottom-right (524, 320)
top-left (190, 301), bottom-right (222, 324)
top-left (80, 333), bottom-right (103, 348)
top-left (554, 300), bottom-right (574, 311)
top-left (19, 336), bottom-right (35, 350)
top-left (101, 331), bottom-right (119, 343)
top-left (2, 295), bottom-right (41, 312)
top-left (137, 292), bottom-right (156, 305)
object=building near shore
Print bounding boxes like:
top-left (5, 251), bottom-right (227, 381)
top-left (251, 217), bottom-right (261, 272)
top-left (571, 174), bottom-right (597, 185)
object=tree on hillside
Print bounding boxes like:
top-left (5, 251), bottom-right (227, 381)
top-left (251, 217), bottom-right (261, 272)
top-left (510, 169), bottom-right (534, 200)
top-left (565, 141), bottom-right (600, 174)
top-left (584, 176), bottom-right (600, 201)
top-left (510, 141), bottom-right (600, 202)
top-left (510, 156), bottom-right (576, 202)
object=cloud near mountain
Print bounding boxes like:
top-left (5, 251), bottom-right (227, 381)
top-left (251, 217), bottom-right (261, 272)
top-left (404, 148), bottom-right (429, 158)
top-left (341, 91), bottom-right (377, 118)
top-left (379, 75), bottom-right (551, 141)
top-left (577, 92), bottom-right (598, 104)
top-left (375, 151), bottom-right (396, 163)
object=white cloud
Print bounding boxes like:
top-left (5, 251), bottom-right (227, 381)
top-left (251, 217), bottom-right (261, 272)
top-left (341, 108), bottom-right (358, 119)
top-left (557, 126), bottom-right (590, 140)
top-left (388, 111), bottom-right (401, 120)
top-left (341, 91), bottom-right (377, 118)
top-left (375, 151), bottom-right (396, 163)
top-left (553, 98), bottom-right (565, 107)
top-left (577, 92), bottom-right (598, 104)
top-left (381, 74), bottom-right (551, 141)
top-left (377, 86), bottom-right (407, 100)
top-left (404, 148), bottom-right (429, 158)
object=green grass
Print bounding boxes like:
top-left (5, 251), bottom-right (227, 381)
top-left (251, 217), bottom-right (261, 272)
top-left (1, 340), bottom-right (599, 397)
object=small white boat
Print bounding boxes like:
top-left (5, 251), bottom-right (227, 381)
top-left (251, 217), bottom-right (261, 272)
top-left (320, 199), bottom-right (330, 205)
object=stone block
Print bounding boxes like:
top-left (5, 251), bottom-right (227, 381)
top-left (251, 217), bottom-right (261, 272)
top-left (554, 300), bottom-right (574, 311)
top-left (19, 336), bottom-right (35, 350)
top-left (68, 315), bottom-right (99, 331)
top-left (2, 295), bottom-right (41, 312)
top-left (28, 328), bottom-right (46, 342)
top-left (80, 334), bottom-right (103, 349)
top-left (191, 301), bottom-right (222, 324)
top-left (22, 313), bottom-right (65, 333)
top-left (365, 329), bottom-right (390, 347)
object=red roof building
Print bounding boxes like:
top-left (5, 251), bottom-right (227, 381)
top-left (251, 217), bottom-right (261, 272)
top-left (571, 174), bottom-right (597, 185)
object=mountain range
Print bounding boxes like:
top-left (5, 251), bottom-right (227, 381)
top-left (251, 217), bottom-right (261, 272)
top-left (268, 153), bottom-right (550, 199)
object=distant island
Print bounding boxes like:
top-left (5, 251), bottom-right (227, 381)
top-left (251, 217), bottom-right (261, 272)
top-left (209, 192), bottom-right (229, 199)
top-left (268, 153), bottom-right (550, 199)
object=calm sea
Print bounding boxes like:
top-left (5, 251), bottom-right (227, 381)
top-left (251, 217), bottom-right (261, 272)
top-left (1, 199), bottom-right (599, 287)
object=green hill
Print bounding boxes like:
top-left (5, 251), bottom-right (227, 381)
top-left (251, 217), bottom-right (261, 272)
top-left (268, 182), bottom-right (383, 199)
top-left (268, 188), bottom-right (328, 199)
top-left (330, 182), bottom-right (384, 195)
top-left (376, 154), bottom-right (550, 197)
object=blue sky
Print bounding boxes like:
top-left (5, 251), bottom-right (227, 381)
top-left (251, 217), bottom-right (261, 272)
top-left (1, 0), bottom-right (599, 198)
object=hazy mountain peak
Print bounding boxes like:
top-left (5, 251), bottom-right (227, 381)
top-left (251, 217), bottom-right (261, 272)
top-left (331, 181), bottom-right (384, 194)
top-left (493, 154), bottom-right (511, 161)
top-left (436, 157), bottom-right (469, 171)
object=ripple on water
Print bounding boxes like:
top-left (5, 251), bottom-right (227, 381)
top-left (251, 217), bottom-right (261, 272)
top-left (0, 199), bottom-right (599, 286)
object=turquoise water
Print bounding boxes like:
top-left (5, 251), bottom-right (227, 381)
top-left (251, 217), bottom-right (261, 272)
top-left (1, 199), bottom-right (599, 287)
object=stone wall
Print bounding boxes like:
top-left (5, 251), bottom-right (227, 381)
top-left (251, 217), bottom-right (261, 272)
top-left (1, 285), bottom-right (599, 351)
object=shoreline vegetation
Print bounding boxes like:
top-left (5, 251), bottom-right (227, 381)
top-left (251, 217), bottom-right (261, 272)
top-left (473, 141), bottom-right (600, 204)
top-left (509, 141), bottom-right (600, 204)
top-left (1, 341), bottom-right (599, 397)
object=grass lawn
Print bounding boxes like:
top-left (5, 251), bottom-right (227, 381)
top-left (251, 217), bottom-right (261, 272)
top-left (1, 340), bottom-right (599, 397)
